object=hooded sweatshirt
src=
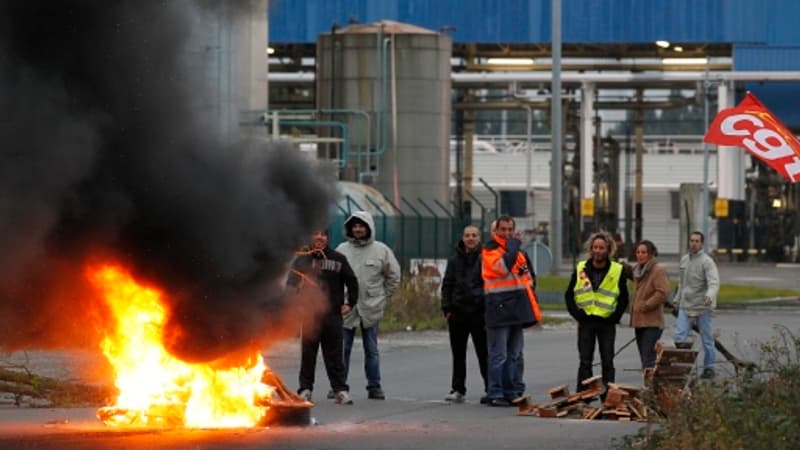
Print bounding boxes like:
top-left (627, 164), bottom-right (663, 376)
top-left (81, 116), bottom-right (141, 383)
top-left (287, 245), bottom-right (359, 313)
top-left (335, 211), bottom-right (401, 329)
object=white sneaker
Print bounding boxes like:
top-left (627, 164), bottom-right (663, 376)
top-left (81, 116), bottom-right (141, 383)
top-left (334, 390), bottom-right (353, 405)
top-left (298, 389), bottom-right (312, 401)
top-left (444, 391), bottom-right (465, 403)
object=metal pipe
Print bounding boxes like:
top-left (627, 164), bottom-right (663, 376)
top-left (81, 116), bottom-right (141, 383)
top-left (268, 71), bottom-right (800, 86)
top-left (634, 88), bottom-right (644, 244)
top-left (702, 66), bottom-right (711, 248)
top-left (521, 104), bottom-right (533, 230)
top-left (454, 101), bottom-right (554, 110)
top-left (580, 82), bottom-right (595, 223)
top-left (390, 34), bottom-right (399, 204)
top-left (329, 24), bottom-right (338, 111)
top-left (454, 93), bottom-right (465, 221)
top-left (261, 118), bottom-right (349, 167)
top-left (453, 99), bottom-right (694, 110)
top-left (478, 177), bottom-right (500, 222)
top-left (261, 108), bottom-right (372, 179)
top-left (464, 63), bottom-right (731, 73)
top-left (454, 71), bottom-right (800, 84)
top-left (550, 0), bottom-right (563, 274)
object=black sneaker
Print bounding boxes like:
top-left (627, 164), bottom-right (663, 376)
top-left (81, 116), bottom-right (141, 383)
top-left (367, 388), bottom-right (385, 400)
top-left (700, 368), bottom-right (715, 379)
top-left (479, 395), bottom-right (489, 405)
top-left (326, 390), bottom-right (335, 400)
top-left (488, 398), bottom-right (512, 407)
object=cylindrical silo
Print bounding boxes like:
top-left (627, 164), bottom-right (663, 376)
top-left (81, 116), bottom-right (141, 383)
top-left (186, 0), bottom-right (268, 144)
top-left (316, 20), bottom-right (451, 206)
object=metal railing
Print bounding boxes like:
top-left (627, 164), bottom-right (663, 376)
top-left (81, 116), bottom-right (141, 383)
top-left (461, 134), bottom-right (714, 155)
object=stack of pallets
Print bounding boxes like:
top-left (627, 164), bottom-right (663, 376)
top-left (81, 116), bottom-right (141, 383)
top-left (516, 343), bottom-right (699, 421)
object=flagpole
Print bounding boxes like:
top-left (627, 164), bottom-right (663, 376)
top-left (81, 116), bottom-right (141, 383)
top-left (701, 64), bottom-right (710, 249)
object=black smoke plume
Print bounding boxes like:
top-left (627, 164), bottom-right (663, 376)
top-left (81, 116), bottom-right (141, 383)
top-left (0, 1), bottom-right (338, 362)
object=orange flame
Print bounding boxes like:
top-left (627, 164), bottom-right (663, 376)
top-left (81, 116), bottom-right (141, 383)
top-left (89, 264), bottom-right (274, 428)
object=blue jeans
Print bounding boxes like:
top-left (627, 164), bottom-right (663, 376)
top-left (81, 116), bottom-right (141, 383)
top-left (674, 309), bottom-right (715, 370)
top-left (343, 323), bottom-right (381, 390)
top-left (486, 325), bottom-right (524, 400)
top-left (635, 327), bottom-right (663, 369)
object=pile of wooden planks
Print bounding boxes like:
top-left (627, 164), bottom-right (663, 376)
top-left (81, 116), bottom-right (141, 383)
top-left (644, 342), bottom-right (698, 412)
top-left (515, 376), bottom-right (651, 421)
top-left (516, 344), bottom-right (698, 421)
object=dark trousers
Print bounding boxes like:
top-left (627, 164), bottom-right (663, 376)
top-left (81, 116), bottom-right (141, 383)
top-left (635, 327), bottom-right (663, 369)
top-left (299, 313), bottom-right (348, 393)
top-left (577, 321), bottom-right (616, 390)
top-left (447, 316), bottom-right (488, 395)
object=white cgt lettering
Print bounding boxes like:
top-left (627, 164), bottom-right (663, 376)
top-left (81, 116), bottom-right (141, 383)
top-left (721, 113), bottom-right (762, 136)
top-left (722, 113), bottom-right (794, 160)
top-left (743, 128), bottom-right (794, 160)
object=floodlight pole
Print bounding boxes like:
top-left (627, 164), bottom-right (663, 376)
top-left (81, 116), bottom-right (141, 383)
top-left (701, 65), bottom-right (710, 249)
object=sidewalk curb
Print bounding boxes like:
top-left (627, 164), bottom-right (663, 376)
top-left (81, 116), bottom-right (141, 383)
top-left (716, 296), bottom-right (800, 309)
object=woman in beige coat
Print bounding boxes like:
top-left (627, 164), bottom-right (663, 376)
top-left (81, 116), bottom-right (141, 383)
top-left (630, 240), bottom-right (670, 369)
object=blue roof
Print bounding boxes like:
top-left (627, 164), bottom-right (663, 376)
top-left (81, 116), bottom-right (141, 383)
top-left (269, 0), bottom-right (800, 46)
top-left (268, 0), bottom-right (800, 127)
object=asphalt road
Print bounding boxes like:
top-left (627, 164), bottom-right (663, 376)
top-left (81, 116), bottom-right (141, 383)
top-left (1, 306), bottom-right (798, 449)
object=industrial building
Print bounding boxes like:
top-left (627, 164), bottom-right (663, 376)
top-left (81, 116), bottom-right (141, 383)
top-left (256, 1), bottom-right (800, 263)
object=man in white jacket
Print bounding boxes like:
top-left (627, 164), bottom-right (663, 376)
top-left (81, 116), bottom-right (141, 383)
top-left (673, 231), bottom-right (720, 379)
top-left (336, 211), bottom-right (401, 400)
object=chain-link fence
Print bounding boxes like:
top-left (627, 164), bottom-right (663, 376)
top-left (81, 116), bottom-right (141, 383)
top-left (328, 194), bottom-right (491, 269)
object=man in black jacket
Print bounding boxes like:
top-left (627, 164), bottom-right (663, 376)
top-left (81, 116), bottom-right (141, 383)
top-left (289, 229), bottom-right (358, 405)
top-left (441, 225), bottom-right (488, 404)
top-left (564, 232), bottom-right (629, 393)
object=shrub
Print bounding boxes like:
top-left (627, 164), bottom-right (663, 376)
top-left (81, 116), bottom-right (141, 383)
top-left (382, 273), bottom-right (573, 333)
top-left (382, 274), bottom-right (447, 332)
top-left (616, 325), bottom-right (800, 450)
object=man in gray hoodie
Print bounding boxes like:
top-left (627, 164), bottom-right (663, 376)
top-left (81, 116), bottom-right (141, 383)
top-left (673, 231), bottom-right (720, 379)
top-left (336, 211), bottom-right (401, 400)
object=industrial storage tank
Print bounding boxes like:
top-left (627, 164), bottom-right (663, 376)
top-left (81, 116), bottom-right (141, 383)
top-left (316, 20), bottom-right (451, 207)
top-left (185, 1), bottom-right (268, 144)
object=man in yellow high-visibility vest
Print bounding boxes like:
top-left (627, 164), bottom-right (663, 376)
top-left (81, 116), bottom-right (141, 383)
top-left (564, 232), bottom-right (629, 394)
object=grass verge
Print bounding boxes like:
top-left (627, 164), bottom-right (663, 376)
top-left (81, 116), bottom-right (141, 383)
top-left (382, 273), bottom-right (800, 332)
top-left (537, 275), bottom-right (800, 304)
top-left (381, 275), bottom-right (572, 333)
top-left (0, 365), bottom-right (113, 407)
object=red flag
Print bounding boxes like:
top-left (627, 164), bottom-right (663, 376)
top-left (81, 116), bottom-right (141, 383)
top-left (704, 92), bottom-right (800, 183)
